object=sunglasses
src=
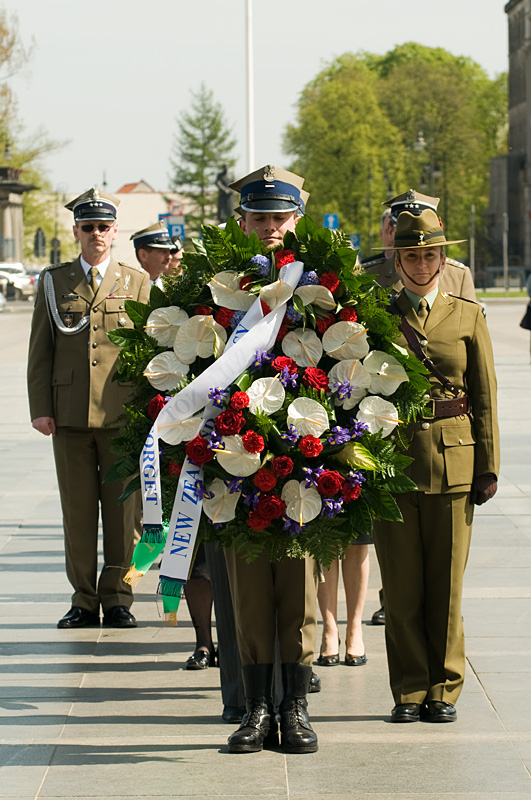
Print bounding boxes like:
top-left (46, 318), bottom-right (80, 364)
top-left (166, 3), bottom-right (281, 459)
top-left (80, 223), bottom-right (113, 233)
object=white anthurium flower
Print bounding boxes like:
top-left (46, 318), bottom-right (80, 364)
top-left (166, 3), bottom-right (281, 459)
top-left (281, 329), bottom-right (323, 368)
top-left (145, 306), bottom-right (189, 347)
top-left (157, 416), bottom-right (203, 446)
top-left (247, 375), bottom-right (286, 415)
top-left (363, 350), bottom-right (409, 396)
top-left (322, 321), bottom-right (370, 361)
top-left (281, 479), bottom-right (322, 525)
top-left (259, 279), bottom-right (294, 311)
top-left (203, 478), bottom-right (242, 524)
top-left (173, 314), bottom-right (227, 364)
top-left (294, 285), bottom-right (336, 310)
top-left (207, 270), bottom-right (256, 311)
top-left (357, 395), bottom-right (401, 437)
top-left (144, 351), bottom-right (189, 391)
top-left (213, 435), bottom-right (262, 477)
top-left (287, 397), bottom-right (329, 437)
top-left (328, 359), bottom-right (372, 410)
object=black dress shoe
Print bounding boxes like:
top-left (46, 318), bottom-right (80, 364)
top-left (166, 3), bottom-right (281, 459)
top-left (391, 703), bottom-right (421, 722)
top-left (185, 648), bottom-right (216, 670)
top-left (102, 606), bottom-right (137, 628)
top-left (316, 652), bottom-right (339, 666)
top-left (371, 606), bottom-right (385, 625)
top-left (345, 653), bottom-right (367, 666)
top-left (421, 701), bottom-right (457, 723)
top-left (222, 705), bottom-right (246, 723)
top-left (309, 671), bottom-right (321, 693)
top-left (57, 606), bottom-right (100, 629)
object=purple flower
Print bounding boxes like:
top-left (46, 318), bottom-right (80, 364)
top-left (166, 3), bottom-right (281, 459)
top-left (279, 366), bottom-right (298, 388)
top-left (297, 270), bottom-right (319, 286)
top-left (250, 255), bottom-right (271, 277)
top-left (253, 350), bottom-right (274, 368)
top-left (194, 480), bottom-right (213, 500)
top-left (346, 470), bottom-right (366, 488)
top-left (321, 498), bottom-right (344, 518)
top-left (281, 424), bottom-right (300, 444)
top-left (207, 519), bottom-right (224, 530)
top-left (301, 464), bottom-right (325, 488)
top-left (224, 477), bottom-right (244, 494)
top-left (349, 418), bottom-right (370, 440)
top-left (334, 380), bottom-right (355, 401)
top-left (286, 305), bottom-right (302, 323)
top-left (230, 310), bottom-right (245, 328)
top-left (327, 426), bottom-right (351, 446)
top-left (208, 387), bottom-right (229, 408)
top-left (243, 487), bottom-right (262, 508)
top-left (282, 516), bottom-right (305, 536)
top-left (207, 431), bottom-right (225, 451)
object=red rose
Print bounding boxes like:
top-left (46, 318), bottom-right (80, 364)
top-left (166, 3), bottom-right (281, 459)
top-left (246, 512), bottom-right (271, 531)
top-left (317, 470), bottom-right (344, 496)
top-left (271, 456), bottom-right (294, 478)
top-left (276, 325), bottom-right (289, 342)
top-left (239, 275), bottom-right (254, 290)
top-left (271, 356), bottom-right (298, 374)
top-left (275, 249), bottom-right (296, 268)
top-left (302, 367), bottom-right (329, 392)
top-left (185, 435), bottom-right (214, 466)
top-left (299, 435), bottom-right (323, 458)
top-left (316, 313), bottom-right (336, 334)
top-left (254, 494), bottom-right (286, 520)
top-left (242, 430), bottom-right (265, 453)
top-left (261, 301), bottom-right (272, 315)
top-left (342, 483), bottom-right (362, 503)
top-left (254, 468), bottom-right (277, 492)
top-left (215, 306), bottom-right (234, 328)
top-left (340, 307), bottom-right (358, 322)
top-left (319, 271), bottom-right (340, 293)
top-left (230, 391), bottom-right (250, 410)
top-left (195, 305), bottom-right (212, 315)
top-left (147, 394), bottom-right (166, 421)
top-left (168, 460), bottom-right (182, 477)
top-left (215, 409), bottom-right (245, 436)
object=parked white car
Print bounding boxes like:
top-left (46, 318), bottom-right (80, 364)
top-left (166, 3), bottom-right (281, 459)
top-left (0, 263), bottom-right (35, 300)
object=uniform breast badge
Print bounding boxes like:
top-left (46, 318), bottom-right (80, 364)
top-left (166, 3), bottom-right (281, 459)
top-left (124, 274), bottom-right (131, 291)
top-left (63, 313), bottom-right (74, 328)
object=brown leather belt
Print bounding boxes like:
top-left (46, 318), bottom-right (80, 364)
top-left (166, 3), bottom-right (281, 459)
top-left (423, 396), bottom-right (469, 418)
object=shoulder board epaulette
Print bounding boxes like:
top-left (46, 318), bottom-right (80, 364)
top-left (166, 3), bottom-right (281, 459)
top-left (360, 253), bottom-right (386, 267)
top-left (47, 261), bottom-right (70, 271)
top-left (443, 292), bottom-right (479, 305)
top-left (119, 261), bottom-right (144, 274)
top-left (445, 257), bottom-right (467, 270)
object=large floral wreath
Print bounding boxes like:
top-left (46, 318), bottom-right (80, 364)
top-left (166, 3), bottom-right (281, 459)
top-left (107, 216), bottom-right (429, 569)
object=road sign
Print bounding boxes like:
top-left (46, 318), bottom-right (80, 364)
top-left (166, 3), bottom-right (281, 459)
top-left (34, 227), bottom-right (46, 258)
top-left (159, 214), bottom-right (185, 241)
top-left (324, 213), bottom-right (339, 230)
top-left (168, 200), bottom-right (183, 217)
top-left (350, 233), bottom-right (361, 250)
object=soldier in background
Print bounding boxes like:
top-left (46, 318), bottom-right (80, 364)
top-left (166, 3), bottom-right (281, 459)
top-left (131, 221), bottom-right (174, 288)
top-left (27, 189), bottom-right (150, 629)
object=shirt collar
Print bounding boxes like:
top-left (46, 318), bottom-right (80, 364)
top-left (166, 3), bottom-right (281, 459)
top-left (80, 254), bottom-right (110, 277)
top-left (404, 286), bottom-right (439, 312)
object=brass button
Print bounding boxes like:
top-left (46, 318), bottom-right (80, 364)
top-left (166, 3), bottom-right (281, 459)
top-left (421, 422), bottom-right (430, 430)
top-left (93, 325), bottom-right (98, 331)
top-left (420, 339), bottom-right (428, 347)
top-left (119, 304), bottom-right (124, 309)
top-left (459, 438), bottom-right (463, 445)
top-left (92, 343), bottom-right (98, 348)
top-left (92, 360), bottom-right (98, 366)
top-left (422, 393), bottom-right (430, 400)
top-left (93, 306), bottom-right (98, 312)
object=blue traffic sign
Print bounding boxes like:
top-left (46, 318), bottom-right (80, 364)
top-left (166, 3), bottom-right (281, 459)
top-left (159, 214), bottom-right (185, 241)
top-left (324, 213), bottom-right (339, 230)
top-left (350, 233), bottom-right (361, 249)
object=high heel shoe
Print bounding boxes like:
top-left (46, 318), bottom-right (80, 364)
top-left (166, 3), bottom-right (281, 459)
top-left (344, 653), bottom-right (367, 666)
top-left (316, 638), bottom-right (340, 667)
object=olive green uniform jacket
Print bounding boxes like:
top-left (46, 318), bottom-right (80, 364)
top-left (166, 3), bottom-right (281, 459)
top-left (373, 289), bottom-right (499, 706)
top-left (27, 257), bottom-right (150, 613)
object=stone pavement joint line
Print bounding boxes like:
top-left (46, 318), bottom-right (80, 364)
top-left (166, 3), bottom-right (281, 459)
top-left (0, 301), bottom-right (530, 799)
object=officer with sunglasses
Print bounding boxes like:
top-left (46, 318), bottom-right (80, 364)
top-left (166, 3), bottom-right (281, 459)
top-left (27, 188), bottom-right (150, 629)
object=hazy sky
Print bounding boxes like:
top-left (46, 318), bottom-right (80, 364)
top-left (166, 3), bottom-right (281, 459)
top-left (6, 0), bottom-right (509, 194)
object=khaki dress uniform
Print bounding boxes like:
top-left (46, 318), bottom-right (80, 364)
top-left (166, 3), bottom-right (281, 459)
top-left (362, 251), bottom-right (477, 300)
top-left (27, 256), bottom-right (150, 613)
top-left (373, 289), bottom-right (500, 706)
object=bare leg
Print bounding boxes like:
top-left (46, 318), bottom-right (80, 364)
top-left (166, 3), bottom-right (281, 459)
top-left (317, 559), bottom-right (340, 656)
top-left (342, 545), bottom-right (369, 657)
top-left (184, 578), bottom-right (214, 654)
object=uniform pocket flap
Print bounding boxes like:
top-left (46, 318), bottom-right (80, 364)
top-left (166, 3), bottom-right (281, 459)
top-left (105, 298), bottom-right (126, 312)
top-left (52, 368), bottom-right (73, 386)
top-left (441, 427), bottom-right (476, 447)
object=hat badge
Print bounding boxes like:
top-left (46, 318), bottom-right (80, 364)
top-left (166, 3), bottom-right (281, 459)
top-left (406, 189), bottom-right (416, 202)
top-left (263, 165), bottom-right (276, 181)
top-left (418, 231), bottom-right (426, 246)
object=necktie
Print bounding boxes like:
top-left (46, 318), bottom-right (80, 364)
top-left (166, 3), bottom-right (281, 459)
top-left (89, 267), bottom-right (99, 295)
top-left (417, 297), bottom-right (428, 327)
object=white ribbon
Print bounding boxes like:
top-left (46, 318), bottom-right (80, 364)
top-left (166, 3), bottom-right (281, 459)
top-left (138, 261), bottom-right (304, 586)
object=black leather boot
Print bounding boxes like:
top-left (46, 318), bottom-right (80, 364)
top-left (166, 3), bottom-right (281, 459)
top-left (279, 663), bottom-right (318, 753)
top-left (227, 664), bottom-right (278, 753)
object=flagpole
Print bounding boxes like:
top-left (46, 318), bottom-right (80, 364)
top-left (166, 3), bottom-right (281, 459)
top-left (246, 0), bottom-right (254, 171)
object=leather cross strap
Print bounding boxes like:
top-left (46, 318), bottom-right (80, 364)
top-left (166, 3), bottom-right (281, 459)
top-left (427, 396), bottom-right (469, 417)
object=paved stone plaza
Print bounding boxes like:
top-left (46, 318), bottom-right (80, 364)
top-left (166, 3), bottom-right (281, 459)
top-left (0, 298), bottom-right (530, 799)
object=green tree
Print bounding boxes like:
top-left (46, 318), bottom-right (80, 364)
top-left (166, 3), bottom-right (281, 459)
top-left (170, 84), bottom-right (237, 235)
